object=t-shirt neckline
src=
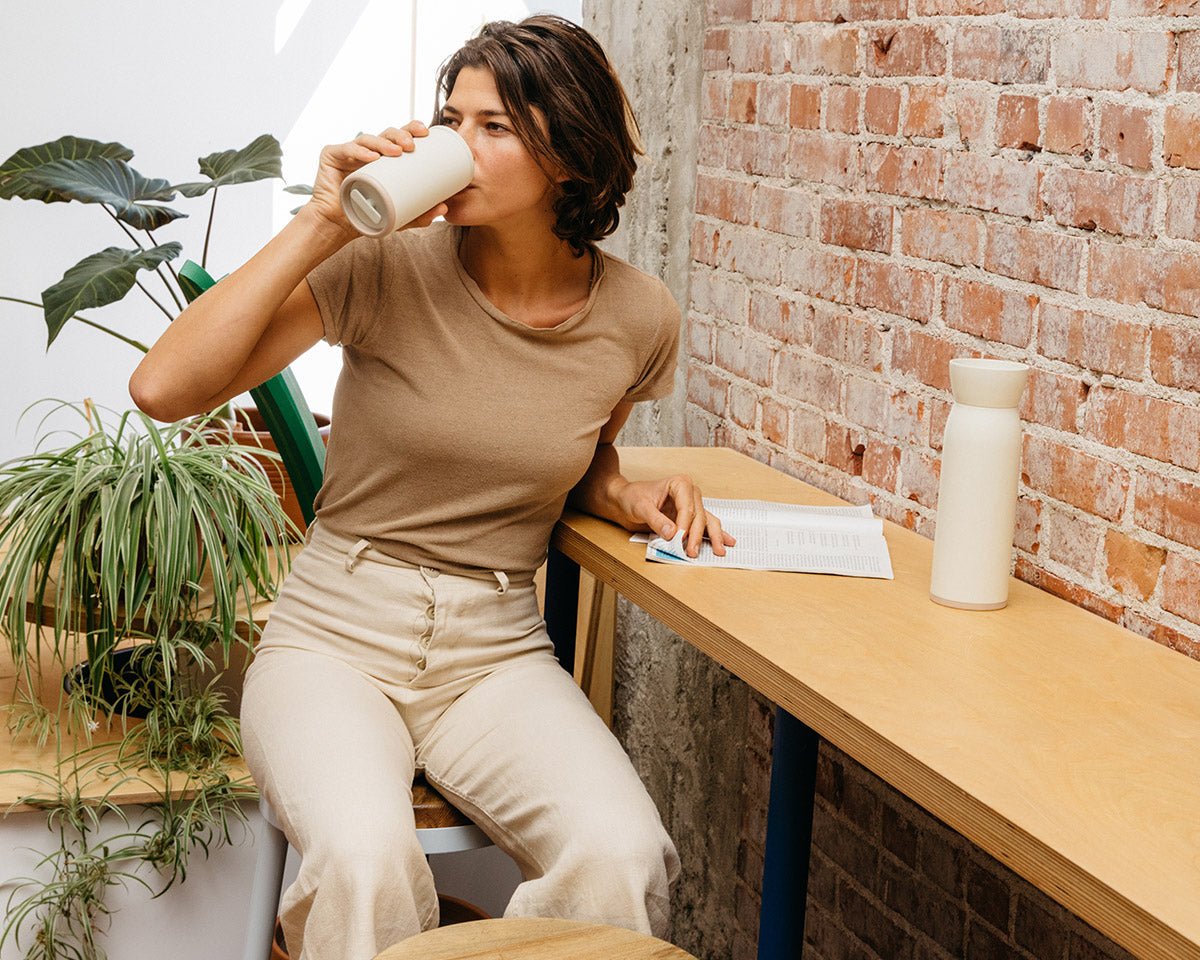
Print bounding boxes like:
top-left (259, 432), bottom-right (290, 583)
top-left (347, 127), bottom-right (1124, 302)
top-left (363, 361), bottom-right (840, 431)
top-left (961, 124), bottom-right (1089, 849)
top-left (450, 225), bottom-right (605, 335)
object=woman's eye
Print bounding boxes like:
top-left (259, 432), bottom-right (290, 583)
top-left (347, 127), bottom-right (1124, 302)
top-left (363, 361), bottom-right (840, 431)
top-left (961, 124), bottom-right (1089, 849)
top-left (487, 123), bottom-right (509, 133)
top-left (440, 116), bottom-right (459, 128)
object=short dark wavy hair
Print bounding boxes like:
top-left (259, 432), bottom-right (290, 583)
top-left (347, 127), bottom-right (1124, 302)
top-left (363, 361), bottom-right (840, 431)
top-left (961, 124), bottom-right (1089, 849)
top-left (434, 15), bottom-right (642, 258)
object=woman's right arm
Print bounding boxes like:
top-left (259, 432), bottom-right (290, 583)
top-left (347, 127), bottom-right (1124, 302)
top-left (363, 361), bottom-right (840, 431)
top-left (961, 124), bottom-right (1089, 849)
top-left (129, 124), bottom-right (441, 422)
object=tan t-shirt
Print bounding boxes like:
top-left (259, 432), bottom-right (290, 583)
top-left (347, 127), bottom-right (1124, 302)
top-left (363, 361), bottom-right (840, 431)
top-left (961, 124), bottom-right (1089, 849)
top-left (305, 221), bottom-right (680, 577)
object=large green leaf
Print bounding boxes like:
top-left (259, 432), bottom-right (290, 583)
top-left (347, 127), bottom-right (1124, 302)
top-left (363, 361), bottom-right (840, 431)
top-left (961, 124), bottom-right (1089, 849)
top-left (22, 157), bottom-right (186, 230)
top-left (41, 243), bottom-right (182, 346)
top-left (174, 134), bottom-right (283, 197)
top-left (0, 136), bottom-right (133, 203)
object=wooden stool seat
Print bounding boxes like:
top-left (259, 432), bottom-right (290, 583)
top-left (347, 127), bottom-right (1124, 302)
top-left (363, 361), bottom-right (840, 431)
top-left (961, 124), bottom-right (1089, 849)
top-left (412, 773), bottom-right (474, 829)
top-left (373, 917), bottom-right (696, 960)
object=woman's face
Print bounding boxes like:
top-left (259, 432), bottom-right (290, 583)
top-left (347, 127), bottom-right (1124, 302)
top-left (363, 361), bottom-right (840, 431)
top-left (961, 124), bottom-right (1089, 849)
top-left (438, 66), bottom-right (559, 230)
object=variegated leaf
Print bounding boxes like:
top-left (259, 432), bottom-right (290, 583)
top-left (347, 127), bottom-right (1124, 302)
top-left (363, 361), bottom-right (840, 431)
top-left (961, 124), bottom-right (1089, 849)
top-left (174, 134), bottom-right (283, 197)
top-left (42, 243), bottom-right (182, 346)
top-left (0, 136), bottom-right (133, 203)
top-left (22, 158), bottom-right (186, 230)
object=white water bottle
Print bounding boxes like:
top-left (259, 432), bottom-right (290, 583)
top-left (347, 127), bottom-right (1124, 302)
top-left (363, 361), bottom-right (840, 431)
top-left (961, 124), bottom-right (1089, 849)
top-left (929, 358), bottom-right (1030, 610)
top-left (339, 126), bottom-right (474, 238)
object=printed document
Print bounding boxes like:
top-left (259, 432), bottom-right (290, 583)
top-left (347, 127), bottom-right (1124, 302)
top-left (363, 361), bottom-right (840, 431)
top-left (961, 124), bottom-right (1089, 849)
top-left (639, 498), bottom-right (894, 579)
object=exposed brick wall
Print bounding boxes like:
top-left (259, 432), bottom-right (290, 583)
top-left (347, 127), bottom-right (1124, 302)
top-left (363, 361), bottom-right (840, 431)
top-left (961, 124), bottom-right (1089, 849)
top-left (689, 0), bottom-right (1200, 663)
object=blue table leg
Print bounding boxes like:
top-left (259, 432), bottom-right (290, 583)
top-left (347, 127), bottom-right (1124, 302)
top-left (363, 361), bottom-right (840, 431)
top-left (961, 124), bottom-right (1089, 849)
top-left (758, 707), bottom-right (820, 960)
top-left (544, 546), bottom-right (579, 673)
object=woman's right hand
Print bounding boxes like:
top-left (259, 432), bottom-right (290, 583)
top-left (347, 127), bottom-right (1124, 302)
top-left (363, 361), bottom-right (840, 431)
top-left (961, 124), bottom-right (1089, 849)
top-left (304, 121), bottom-right (449, 237)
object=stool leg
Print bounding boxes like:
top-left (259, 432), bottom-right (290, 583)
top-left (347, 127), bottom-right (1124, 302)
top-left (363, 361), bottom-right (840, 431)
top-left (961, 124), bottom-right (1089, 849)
top-left (243, 818), bottom-right (289, 960)
top-left (757, 707), bottom-right (819, 960)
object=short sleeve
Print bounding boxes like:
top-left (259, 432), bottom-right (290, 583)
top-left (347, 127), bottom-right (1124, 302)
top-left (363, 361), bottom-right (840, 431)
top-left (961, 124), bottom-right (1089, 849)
top-left (305, 236), bottom-right (386, 347)
top-left (623, 284), bottom-right (681, 403)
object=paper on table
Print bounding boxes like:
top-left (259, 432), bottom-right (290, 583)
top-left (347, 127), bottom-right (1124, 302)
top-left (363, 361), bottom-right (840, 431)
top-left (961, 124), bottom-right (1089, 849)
top-left (639, 498), bottom-right (894, 579)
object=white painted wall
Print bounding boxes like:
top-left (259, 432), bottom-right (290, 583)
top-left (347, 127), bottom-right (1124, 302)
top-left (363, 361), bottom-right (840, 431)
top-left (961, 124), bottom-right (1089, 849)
top-left (1, 1), bottom-right (579, 954)
top-left (1, 0), bottom-right (579, 464)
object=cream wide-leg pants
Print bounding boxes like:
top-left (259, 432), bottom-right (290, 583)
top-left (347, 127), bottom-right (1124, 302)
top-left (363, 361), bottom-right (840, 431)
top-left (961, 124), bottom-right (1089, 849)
top-left (240, 522), bottom-right (680, 960)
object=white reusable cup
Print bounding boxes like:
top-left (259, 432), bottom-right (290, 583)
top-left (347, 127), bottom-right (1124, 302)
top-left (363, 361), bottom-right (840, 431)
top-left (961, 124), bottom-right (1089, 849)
top-left (929, 358), bottom-right (1029, 610)
top-left (339, 126), bottom-right (474, 238)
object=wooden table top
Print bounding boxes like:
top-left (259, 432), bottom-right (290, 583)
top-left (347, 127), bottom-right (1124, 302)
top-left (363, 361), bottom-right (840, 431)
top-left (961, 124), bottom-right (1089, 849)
top-left (551, 446), bottom-right (1200, 960)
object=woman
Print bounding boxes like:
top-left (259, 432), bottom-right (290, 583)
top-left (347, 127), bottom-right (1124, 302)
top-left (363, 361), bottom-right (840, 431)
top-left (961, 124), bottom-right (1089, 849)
top-left (131, 14), bottom-right (733, 960)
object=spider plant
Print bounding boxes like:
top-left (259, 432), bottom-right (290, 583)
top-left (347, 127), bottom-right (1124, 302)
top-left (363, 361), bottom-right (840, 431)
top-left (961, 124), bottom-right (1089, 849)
top-left (0, 400), bottom-right (293, 958)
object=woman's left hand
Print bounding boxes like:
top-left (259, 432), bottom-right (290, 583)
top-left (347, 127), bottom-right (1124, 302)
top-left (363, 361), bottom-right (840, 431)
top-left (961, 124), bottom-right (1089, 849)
top-left (614, 474), bottom-right (736, 558)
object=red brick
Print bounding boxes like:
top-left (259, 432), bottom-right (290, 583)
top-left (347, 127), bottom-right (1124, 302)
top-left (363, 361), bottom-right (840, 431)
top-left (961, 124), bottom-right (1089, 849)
top-left (863, 441), bottom-right (902, 492)
top-left (1020, 368), bottom-right (1087, 433)
top-left (763, 0), bottom-right (905, 19)
top-left (698, 122), bottom-right (733, 168)
top-left (820, 199), bottom-right (894, 253)
top-left (1178, 29), bottom-right (1200, 93)
top-left (688, 316), bottom-right (715, 362)
top-left (810, 303), bottom-right (885, 372)
top-left (719, 229), bottom-right (785, 284)
top-left (1043, 97), bottom-right (1091, 156)
top-left (791, 406), bottom-right (828, 459)
top-left (1135, 471), bottom-right (1200, 551)
top-left (696, 173), bottom-right (754, 224)
top-left (953, 87), bottom-right (991, 149)
top-left (716, 328), bottom-right (776, 386)
top-left (953, 25), bottom-right (1049, 83)
top-left (791, 27), bottom-right (860, 76)
top-left (749, 291), bottom-right (811, 345)
top-left (729, 381), bottom-right (758, 428)
top-left (704, 28), bottom-right (731, 71)
top-left (730, 79), bottom-right (757, 123)
top-left (688, 365), bottom-right (731, 415)
top-left (824, 421), bottom-right (867, 476)
top-left (899, 449), bottom-right (940, 508)
top-left (865, 86), bottom-right (901, 135)
top-left (862, 143), bottom-right (943, 200)
top-left (1014, 559), bottom-right (1126, 623)
top-left (1166, 177), bottom-right (1200, 241)
top-left (1162, 553), bottom-right (1200, 625)
top-left (1040, 504), bottom-right (1104, 575)
top-left (915, 0), bottom-right (1002, 11)
top-left (758, 80), bottom-right (792, 127)
top-left (943, 153), bottom-right (1039, 219)
top-left (789, 133), bottom-right (860, 189)
top-left (868, 26), bottom-right (947, 78)
top-left (729, 29), bottom-right (789, 74)
top-left (752, 183), bottom-right (817, 238)
top-left (856, 259), bottom-right (937, 321)
top-left (1150, 325), bottom-right (1200, 390)
top-left (1122, 612), bottom-right (1200, 661)
top-left (774, 352), bottom-right (841, 405)
top-left (1098, 102), bottom-right (1154, 170)
top-left (1053, 31), bottom-right (1171, 92)
top-left (996, 95), bottom-right (1040, 151)
top-left (729, 128), bottom-right (790, 178)
top-left (1021, 436), bottom-right (1129, 520)
top-left (1038, 303), bottom-right (1147, 378)
top-left (985, 222), bottom-right (1084, 294)
top-left (691, 270), bottom-right (748, 322)
top-left (761, 397), bottom-right (790, 446)
top-left (786, 246), bottom-right (857, 304)
top-left (1114, 0), bottom-right (1200, 15)
top-left (826, 85), bottom-right (860, 133)
top-left (943, 278), bottom-right (1037, 346)
top-left (691, 219), bottom-right (721, 267)
top-left (904, 84), bottom-right (946, 139)
top-left (702, 77), bottom-right (728, 121)
top-left (1085, 387), bottom-right (1200, 470)
top-left (1165, 105), bottom-right (1200, 169)
top-left (1014, 496), bottom-right (1043, 553)
top-left (900, 207), bottom-right (983, 267)
top-left (1039, 167), bottom-right (1157, 238)
top-left (1104, 530), bottom-right (1166, 600)
top-left (930, 396), bottom-right (952, 448)
top-left (1089, 241), bottom-right (1200, 317)
top-left (891, 327), bottom-right (972, 391)
top-left (789, 85), bottom-right (821, 129)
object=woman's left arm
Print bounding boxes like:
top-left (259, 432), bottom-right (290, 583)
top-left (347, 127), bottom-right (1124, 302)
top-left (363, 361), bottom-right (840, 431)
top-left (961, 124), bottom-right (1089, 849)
top-left (567, 402), bottom-right (737, 559)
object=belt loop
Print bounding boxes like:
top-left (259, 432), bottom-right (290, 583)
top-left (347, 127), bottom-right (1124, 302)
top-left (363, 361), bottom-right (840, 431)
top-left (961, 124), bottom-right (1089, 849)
top-left (493, 570), bottom-right (509, 594)
top-left (345, 538), bottom-right (371, 573)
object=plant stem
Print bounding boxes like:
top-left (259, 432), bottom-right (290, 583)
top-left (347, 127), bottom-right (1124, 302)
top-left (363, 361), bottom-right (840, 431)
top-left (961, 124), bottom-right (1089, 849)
top-left (202, 188), bottom-right (218, 270)
top-left (0, 297), bottom-right (149, 351)
top-left (146, 228), bottom-right (185, 312)
top-left (135, 280), bottom-right (176, 321)
top-left (104, 204), bottom-right (144, 250)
